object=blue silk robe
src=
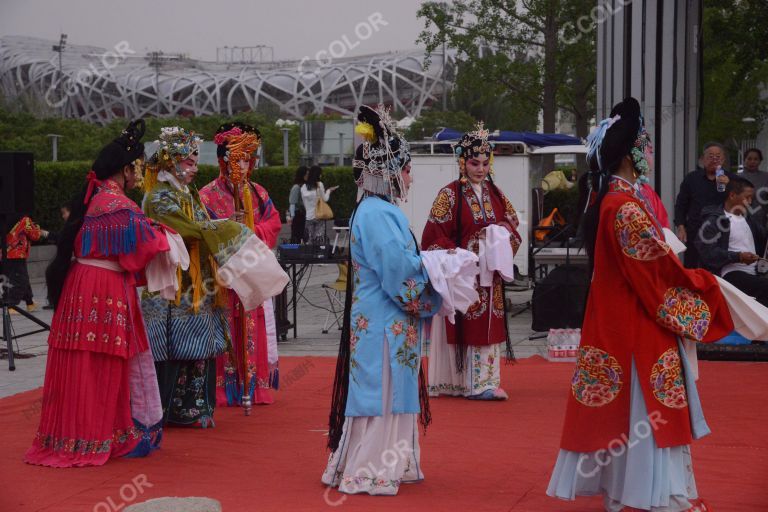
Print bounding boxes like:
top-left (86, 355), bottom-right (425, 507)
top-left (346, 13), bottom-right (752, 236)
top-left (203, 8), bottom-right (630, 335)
top-left (346, 196), bottom-right (442, 417)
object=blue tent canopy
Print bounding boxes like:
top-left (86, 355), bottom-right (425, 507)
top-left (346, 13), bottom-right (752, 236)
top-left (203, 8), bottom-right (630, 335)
top-left (433, 128), bottom-right (581, 147)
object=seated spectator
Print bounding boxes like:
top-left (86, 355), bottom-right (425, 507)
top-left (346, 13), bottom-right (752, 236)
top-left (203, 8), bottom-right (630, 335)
top-left (674, 142), bottom-right (736, 268)
top-left (695, 176), bottom-right (768, 306)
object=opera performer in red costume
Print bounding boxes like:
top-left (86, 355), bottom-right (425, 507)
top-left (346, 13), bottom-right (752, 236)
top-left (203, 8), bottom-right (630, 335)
top-left (24, 121), bottom-right (173, 467)
top-left (421, 124), bottom-right (521, 400)
top-left (199, 122), bottom-right (282, 406)
top-left (547, 98), bottom-right (732, 511)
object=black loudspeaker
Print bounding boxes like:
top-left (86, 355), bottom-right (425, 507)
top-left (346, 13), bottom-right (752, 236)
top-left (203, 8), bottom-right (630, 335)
top-left (0, 152), bottom-right (34, 216)
top-left (531, 264), bottom-right (590, 331)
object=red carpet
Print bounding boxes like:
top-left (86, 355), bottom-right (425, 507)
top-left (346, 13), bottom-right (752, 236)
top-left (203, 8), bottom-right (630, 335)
top-left (1, 357), bottom-right (766, 512)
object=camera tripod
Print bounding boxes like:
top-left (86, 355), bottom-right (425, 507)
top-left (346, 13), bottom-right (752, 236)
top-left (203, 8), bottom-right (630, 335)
top-left (1, 300), bottom-right (50, 371)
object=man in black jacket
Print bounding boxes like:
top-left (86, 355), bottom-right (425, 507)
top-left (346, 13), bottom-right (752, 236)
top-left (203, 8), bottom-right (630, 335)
top-left (675, 142), bottom-right (737, 268)
top-left (695, 176), bottom-right (768, 306)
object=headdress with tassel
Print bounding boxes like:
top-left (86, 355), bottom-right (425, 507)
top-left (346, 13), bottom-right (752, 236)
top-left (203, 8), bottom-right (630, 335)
top-left (214, 122), bottom-right (262, 232)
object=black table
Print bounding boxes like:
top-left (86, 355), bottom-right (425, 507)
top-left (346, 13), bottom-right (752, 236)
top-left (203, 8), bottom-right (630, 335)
top-left (277, 255), bottom-right (347, 339)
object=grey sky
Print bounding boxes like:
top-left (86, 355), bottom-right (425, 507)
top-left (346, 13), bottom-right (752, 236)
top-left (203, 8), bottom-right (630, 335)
top-left (0, 0), bottom-right (431, 62)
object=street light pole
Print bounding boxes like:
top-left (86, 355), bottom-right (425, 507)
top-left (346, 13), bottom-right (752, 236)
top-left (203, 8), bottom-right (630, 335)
top-left (739, 117), bottom-right (757, 171)
top-left (47, 134), bottom-right (63, 161)
top-left (51, 33), bottom-right (68, 116)
top-left (282, 128), bottom-right (290, 167)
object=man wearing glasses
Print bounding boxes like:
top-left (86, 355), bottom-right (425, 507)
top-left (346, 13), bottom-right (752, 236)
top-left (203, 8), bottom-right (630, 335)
top-left (674, 142), bottom-right (736, 268)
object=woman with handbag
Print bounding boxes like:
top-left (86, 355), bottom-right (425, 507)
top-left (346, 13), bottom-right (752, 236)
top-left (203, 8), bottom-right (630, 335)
top-left (288, 166), bottom-right (308, 243)
top-left (301, 165), bottom-right (338, 243)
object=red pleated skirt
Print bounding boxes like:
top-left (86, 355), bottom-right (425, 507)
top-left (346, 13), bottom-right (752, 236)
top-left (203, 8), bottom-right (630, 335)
top-left (23, 346), bottom-right (140, 467)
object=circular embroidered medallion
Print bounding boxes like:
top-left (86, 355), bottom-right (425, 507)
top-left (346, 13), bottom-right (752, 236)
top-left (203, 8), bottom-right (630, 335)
top-left (615, 201), bottom-right (670, 260)
top-left (650, 348), bottom-right (688, 409)
top-left (571, 346), bottom-right (624, 407)
top-left (656, 287), bottom-right (711, 341)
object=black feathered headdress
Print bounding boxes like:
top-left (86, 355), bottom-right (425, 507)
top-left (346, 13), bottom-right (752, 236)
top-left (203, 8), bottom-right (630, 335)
top-left (91, 119), bottom-right (146, 179)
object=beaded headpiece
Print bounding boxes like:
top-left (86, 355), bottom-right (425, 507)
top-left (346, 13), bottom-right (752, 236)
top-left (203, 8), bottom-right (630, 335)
top-left (453, 122), bottom-right (494, 179)
top-left (352, 104), bottom-right (411, 201)
top-left (144, 127), bottom-right (202, 191)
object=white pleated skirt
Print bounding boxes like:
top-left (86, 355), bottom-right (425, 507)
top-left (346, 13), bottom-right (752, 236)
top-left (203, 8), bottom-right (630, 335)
top-left (322, 337), bottom-right (423, 496)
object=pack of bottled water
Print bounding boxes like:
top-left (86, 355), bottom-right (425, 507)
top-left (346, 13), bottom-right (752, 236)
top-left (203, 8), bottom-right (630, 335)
top-left (546, 328), bottom-right (581, 362)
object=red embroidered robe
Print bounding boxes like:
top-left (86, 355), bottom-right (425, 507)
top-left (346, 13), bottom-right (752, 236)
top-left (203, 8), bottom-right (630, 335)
top-left (559, 177), bottom-right (733, 452)
top-left (198, 177), bottom-right (282, 404)
top-left (25, 179), bottom-right (169, 467)
top-left (421, 179), bottom-right (522, 346)
top-left (5, 216), bottom-right (42, 259)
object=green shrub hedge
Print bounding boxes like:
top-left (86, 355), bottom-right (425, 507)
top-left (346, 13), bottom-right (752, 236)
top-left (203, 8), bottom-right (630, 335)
top-left (31, 162), bottom-right (357, 234)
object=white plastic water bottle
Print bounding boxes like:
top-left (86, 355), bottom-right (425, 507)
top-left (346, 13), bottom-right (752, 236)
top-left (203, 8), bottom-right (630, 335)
top-left (716, 166), bottom-right (726, 193)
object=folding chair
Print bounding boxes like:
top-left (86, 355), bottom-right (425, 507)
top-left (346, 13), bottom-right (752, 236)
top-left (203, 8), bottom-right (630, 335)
top-left (322, 262), bottom-right (348, 333)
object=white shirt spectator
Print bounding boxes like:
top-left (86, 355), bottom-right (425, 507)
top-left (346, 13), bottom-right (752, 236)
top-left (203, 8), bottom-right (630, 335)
top-left (721, 212), bottom-right (757, 277)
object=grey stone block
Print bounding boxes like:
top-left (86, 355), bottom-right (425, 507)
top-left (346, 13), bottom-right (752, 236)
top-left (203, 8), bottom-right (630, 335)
top-left (124, 497), bottom-right (222, 512)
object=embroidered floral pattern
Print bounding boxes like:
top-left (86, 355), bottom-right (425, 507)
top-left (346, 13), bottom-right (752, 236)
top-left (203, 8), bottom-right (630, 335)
top-left (615, 201), bottom-right (670, 260)
top-left (53, 292), bottom-right (132, 350)
top-left (396, 278), bottom-right (432, 315)
top-left (349, 313), bottom-right (369, 377)
top-left (428, 187), bottom-right (455, 223)
top-left (650, 348), bottom-right (688, 409)
top-left (170, 359), bottom-right (213, 422)
top-left (571, 345), bottom-right (624, 407)
top-left (34, 427), bottom-right (140, 455)
top-left (428, 382), bottom-right (470, 395)
top-left (657, 287), bottom-right (711, 341)
top-left (394, 319), bottom-right (420, 372)
top-left (471, 344), bottom-right (500, 392)
top-left (341, 475), bottom-right (400, 492)
top-left (608, 178), bottom-right (634, 194)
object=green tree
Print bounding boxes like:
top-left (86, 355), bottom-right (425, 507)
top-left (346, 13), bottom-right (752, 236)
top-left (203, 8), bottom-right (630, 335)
top-left (417, 0), bottom-right (596, 139)
top-left (404, 109), bottom-right (477, 140)
top-left (699, 0), bottom-right (768, 155)
top-left (449, 56), bottom-right (540, 130)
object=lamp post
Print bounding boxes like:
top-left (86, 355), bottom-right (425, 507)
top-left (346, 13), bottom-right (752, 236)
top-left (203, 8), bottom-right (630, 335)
top-left (148, 51), bottom-right (163, 116)
top-left (47, 134), bottom-right (63, 161)
top-left (739, 117), bottom-right (757, 171)
top-left (51, 33), bottom-right (68, 116)
top-left (282, 128), bottom-right (290, 167)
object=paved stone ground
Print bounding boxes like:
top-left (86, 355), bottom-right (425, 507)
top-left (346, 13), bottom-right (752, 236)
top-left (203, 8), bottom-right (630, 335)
top-left (0, 225), bottom-right (547, 398)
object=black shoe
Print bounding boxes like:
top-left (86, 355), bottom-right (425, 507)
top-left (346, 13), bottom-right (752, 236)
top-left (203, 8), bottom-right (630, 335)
top-left (43, 304), bottom-right (54, 310)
